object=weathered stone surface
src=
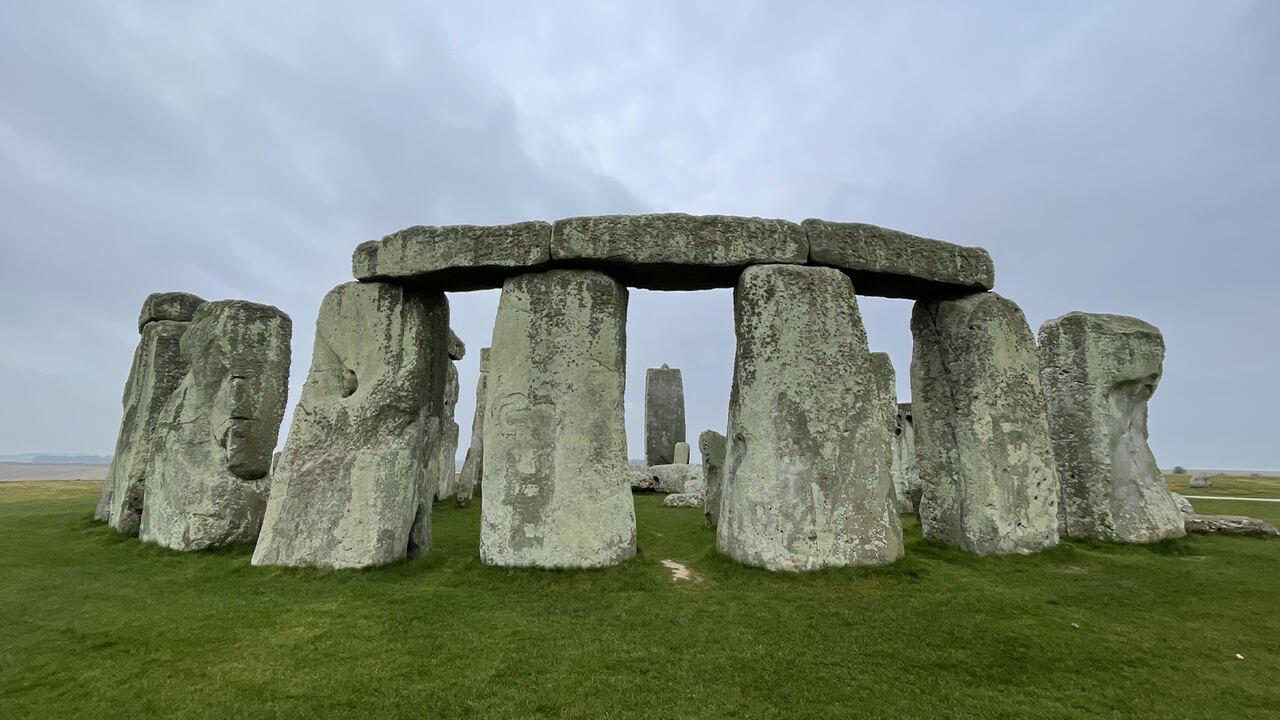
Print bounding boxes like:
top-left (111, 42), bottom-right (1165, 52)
top-left (664, 492), bottom-right (706, 509)
top-left (552, 214), bottom-right (807, 290)
top-left (673, 441), bottom-right (691, 465)
top-left (353, 221), bottom-right (551, 291)
top-left (804, 220), bottom-right (994, 300)
top-left (137, 291), bottom-right (206, 332)
top-left (1038, 312), bottom-right (1184, 543)
top-left (718, 264), bottom-right (903, 571)
top-left (97, 308), bottom-right (203, 533)
top-left (456, 347), bottom-right (490, 507)
top-left (434, 361), bottom-right (461, 500)
top-left (140, 300), bottom-right (291, 551)
top-left (699, 430), bottom-right (727, 527)
top-left (1190, 474), bottom-right (1212, 488)
top-left (480, 269), bottom-right (636, 568)
top-left (646, 464), bottom-right (705, 494)
top-left (628, 468), bottom-right (658, 492)
top-left (868, 352), bottom-right (913, 514)
top-left (253, 283), bottom-right (447, 568)
top-left (644, 364), bottom-right (686, 466)
top-left (910, 291), bottom-right (1059, 555)
top-left (448, 331), bottom-right (466, 361)
top-left (895, 403), bottom-right (922, 514)
top-left (1170, 492), bottom-right (1194, 516)
top-left (1185, 514), bottom-right (1279, 536)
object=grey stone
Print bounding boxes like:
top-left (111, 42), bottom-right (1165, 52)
top-left (1184, 514), bottom-right (1279, 537)
top-left (644, 364), bottom-right (686, 465)
top-left (717, 264), bottom-right (903, 571)
top-left (140, 300), bottom-right (291, 551)
top-left (664, 492), bottom-right (706, 509)
top-left (137, 291), bottom-right (206, 332)
top-left (434, 361), bottom-right (461, 500)
top-left (646, 464), bottom-right (705, 494)
top-left (352, 221), bottom-right (551, 291)
top-left (1170, 492), bottom-right (1195, 516)
top-left (673, 441), bottom-right (691, 465)
top-left (628, 468), bottom-right (658, 492)
top-left (1190, 474), bottom-right (1213, 488)
top-left (456, 347), bottom-right (490, 507)
top-left (448, 331), bottom-right (466, 361)
top-left (1038, 312), bottom-right (1184, 543)
top-left (803, 219), bottom-right (994, 299)
top-left (551, 213), bottom-right (807, 290)
top-left (253, 282), bottom-right (448, 568)
top-left (910, 291), bottom-right (1059, 555)
top-left (699, 430), bottom-right (727, 527)
top-left (97, 307), bottom-right (203, 533)
top-left (868, 352), bottom-right (913, 514)
top-left (895, 403), bottom-right (922, 513)
top-left (480, 269), bottom-right (636, 568)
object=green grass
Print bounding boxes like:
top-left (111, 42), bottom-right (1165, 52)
top-left (1166, 473), bottom-right (1280, 499)
top-left (3, 481), bottom-right (1279, 719)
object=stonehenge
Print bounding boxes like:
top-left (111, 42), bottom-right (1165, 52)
top-left (717, 264), bottom-right (902, 571)
top-left (455, 347), bottom-right (490, 507)
top-left (868, 352), bottom-right (913, 514)
top-left (96, 292), bottom-right (206, 534)
top-left (645, 364), bottom-right (686, 466)
top-left (140, 300), bottom-right (291, 551)
top-left (479, 269), bottom-right (636, 568)
top-left (252, 282), bottom-right (448, 569)
top-left (1038, 312), bottom-right (1184, 543)
top-left (894, 403), bottom-right (921, 513)
top-left (699, 430), bottom-right (727, 527)
top-left (910, 291), bottom-right (1059, 555)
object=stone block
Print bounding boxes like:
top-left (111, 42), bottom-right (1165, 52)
top-left (646, 464), bottom-right (705, 494)
top-left (137, 291), bottom-right (206, 332)
top-left (699, 430), bottom-right (727, 527)
top-left (1185, 514), bottom-right (1279, 536)
top-left (673, 441), bottom-right (691, 465)
top-left (868, 352), bottom-right (913, 514)
top-left (353, 221), bottom-right (551, 291)
top-left (804, 220), bottom-right (994, 299)
top-left (644, 364), bottom-right (686, 466)
top-left (1190, 474), bottom-right (1212, 488)
top-left (456, 347), bottom-right (490, 507)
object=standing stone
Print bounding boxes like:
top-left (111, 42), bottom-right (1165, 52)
top-left (1038, 312), bottom-right (1184, 542)
top-left (434, 361), bottom-right (461, 500)
top-left (253, 283), bottom-right (448, 568)
top-left (140, 300), bottom-right (291, 551)
top-left (456, 347), bottom-right (490, 507)
top-left (910, 292), bottom-right (1060, 555)
top-left (717, 264), bottom-right (903, 571)
top-left (645, 365), bottom-right (686, 466)
top-left (699, 429), bottom-right (727, 527)
top-left (895, 403), bottom-right (922, 513)
top-left (868, 352), bottom-right (913, 514)
top-left (1189, 474), bottom-right (1212, 489)
top-left (480, 269), bottom-right (636, 568)
top-left (673, 441), bottom-right (691, 465)
top-left (96, 292), bottom-right (205, 533)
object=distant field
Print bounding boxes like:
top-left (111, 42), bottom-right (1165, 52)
top-left (0, 462), bottom-right (108, 482)
top-left (1165, 473), bottom-right (1280, 499)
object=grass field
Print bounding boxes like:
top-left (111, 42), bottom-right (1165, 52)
top-left (2, 479), bottom-right (1279, 719)
top-left (1166, 473), bottom-right (1280, 499)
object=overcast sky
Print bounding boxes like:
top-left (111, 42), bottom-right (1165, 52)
top-left (2, 1), bottom-right (1277, 469)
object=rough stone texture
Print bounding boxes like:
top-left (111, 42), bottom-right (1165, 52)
top-left (140, 300), bottom-right (291, 551)
top-left (673, 441), bottom-right (691, 465)
top-left (628, 468), bottom-right (658, 492)
top-left (448, 331), bottom-right (466, 361)
top-left (1170, 492), bottom-right (1195, 516)
top-left (353, 221), bottom-right (551, 291)
top-left (718, 264), bottom-right (903, 571)
top-left (804, 219), bottom-right (995, 300)
top-left (253, 283), bottom-right (447, 568)
top-left (1190, 474), bottom-right (1212, 488)
top-left (644, 364), bottom-right (686, 466)
top-left (699, 430), bottom-right (727, 527)
top-left (664, 492), bottom-right (706, 509)
top-left (434, 361), bottom-right (461, 500)
top-left (552, 214), bottom-right (807, 290)
top-left (910, 291), bottom-right (1060, 555)
top-left (456, 347), bottom-right (490, 507)
top-left (137, 291), bottom-right (206, 332)
top-left (868, 352), bottom-right (913, 514)
top-left (646, 464), bottom-right (706, 494)
top-left (1038, 312), bottom-right (1184, 543)
top-left (1185, 514), bottom-right (1279, 537)
top-left (480, 269), bottom-right (636, 568)
top-left (895, 403), bottom-right (922, 513)
top-left (97, 300), bottom-right (204, 533)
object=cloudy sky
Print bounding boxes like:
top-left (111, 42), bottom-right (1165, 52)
top-left (2, 1), bottom-right (1277, 469)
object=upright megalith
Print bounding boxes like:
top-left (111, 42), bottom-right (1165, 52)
top-left (868, 352), bottom-right (913, 514)
top-left (434, 361), bottom-right (461, 500)
top-left (480, 269), bottom-right (636, 568)
top-left (645, 365), bottom-right (686, 466)
top-left (141, 300), bottom-right (291, 551)
top-left (895, 403), bottom-right (921, 512)
top-left (717, 264), bottom-right (903, 571)
top-left (1038, 312), bottom-right (1184, 542)
top-left (910, 292), bottom-right (1059, 555)
top-left (673, 441), bottom-right (691, 465)
top-left (96, 292), bottom-right (205, 534)
top-left (699, 429), bottom-right (726, 527)
top-left (253, 283), bottom-right (448, 568)
top-left (456, 347), bottom-right (490, 507)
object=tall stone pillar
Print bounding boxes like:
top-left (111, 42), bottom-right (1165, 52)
top-left (644, 364), bottom-right (686, 465)
top-left (895, 403), bottom-right (921, 512)
top-left (140, 300), bottom-right (291, 551)
top-left (97, 292), bottom-right (206, 534)
top-left (1038, 312), bottom-right (1184, 542)
top-left (717, 264), bottom-right (903, 572)
top-left (910, 291), bottom-right (1059, 555)
top-left (253, 282), bottom-right (448, 569)
top-left (480, 269), bottom-right (636, 568)
top-left (868, 352), bottom-right (914, 514)
top-left (699, 429), bottom-right (727, 528)
top-left (455, 347), bottom-right (490, 507)
top-left (434, 361), bottom-right (461, 500)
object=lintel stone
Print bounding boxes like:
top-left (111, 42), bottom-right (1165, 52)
top-left (353, 221), bottom-right (551, 291)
